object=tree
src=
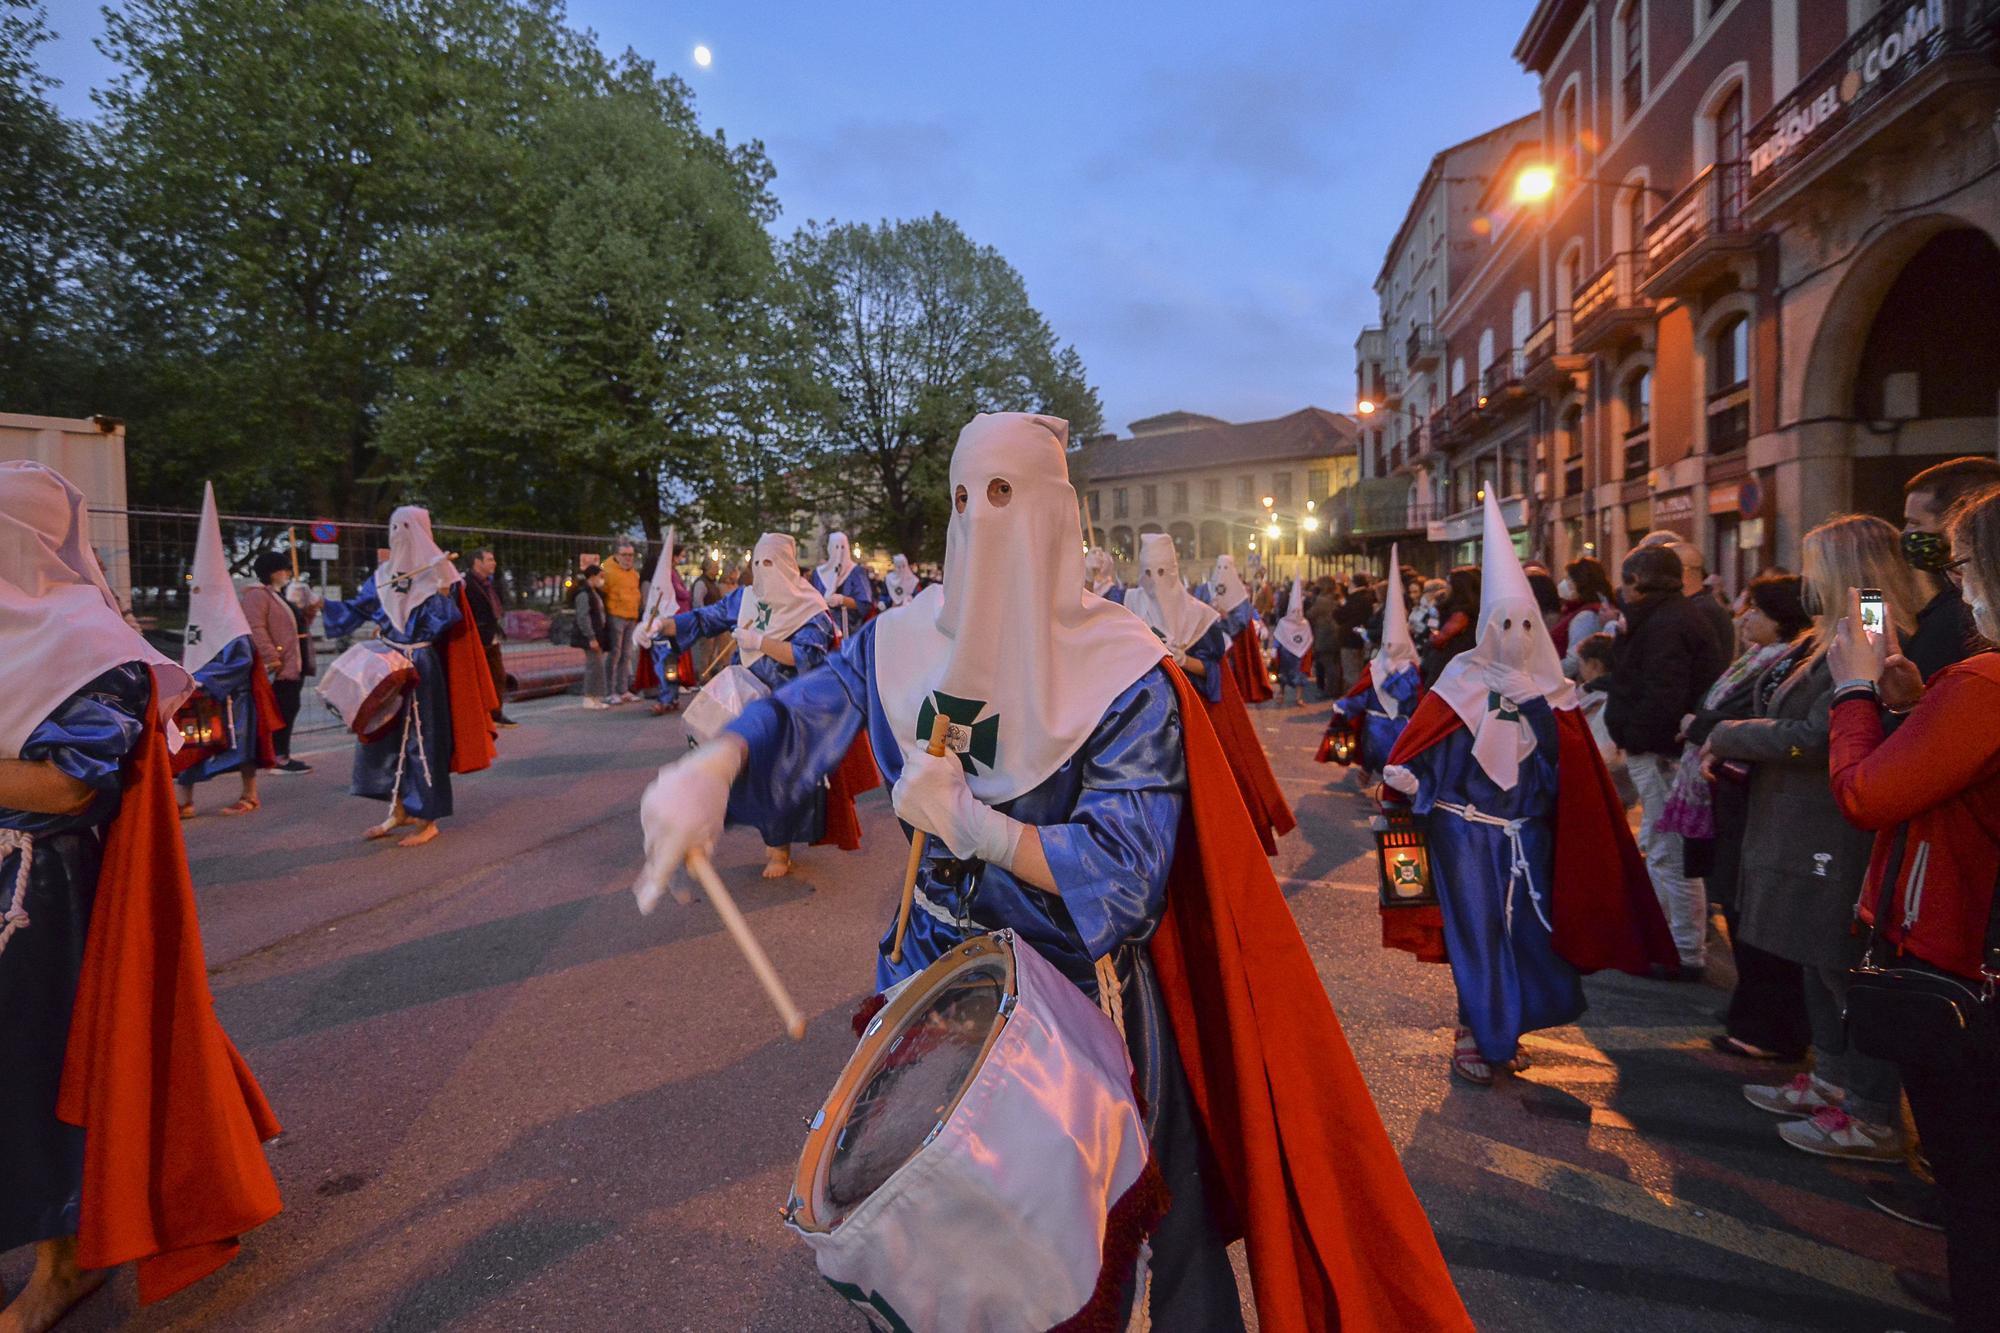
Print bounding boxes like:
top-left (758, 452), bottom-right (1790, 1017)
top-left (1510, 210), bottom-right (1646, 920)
top-left (784, 215), bottom-right (1101, 561)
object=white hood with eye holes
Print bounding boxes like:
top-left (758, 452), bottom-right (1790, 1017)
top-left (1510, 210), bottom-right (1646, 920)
top-left (1428, 490), bottom-right (1575, 790)
top-left (735, 533), bottom-right (828, 668)
top-left (1123, 532), bottom-right (1219, 656)
top-left (873, 413), bottom-right (1169, 804)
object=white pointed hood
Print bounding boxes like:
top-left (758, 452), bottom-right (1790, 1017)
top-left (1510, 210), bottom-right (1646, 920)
top-left (815, 530), bottom-right (856, 592)
top-left (641, 526), bottom-right (679, 627)
top-left (1274, 575), bottom-right (1312, 658)
top-left (1207, 554), bottom-right (1249, 614)
top-left (885, 553), bottom-right (920, 606)
top-left (1371, 542), bottom-right (1421, 716)
top-left (1123, 532), bottom-right (1219, 655)
top-left (373, 505), bottom-right (463, 636)
top-left (735, 533), bottom-right (827, 668)
top-left (1428, 490), bottom-right (1573, 790)
top-left (0, 461), bottom-right (193, 757)
top-left (182, 481), bottom-right (254, 674)
top-left (1082, 546), bottom-right (1119, 597)
top-left (874, 413), bottom-right (1167, 803)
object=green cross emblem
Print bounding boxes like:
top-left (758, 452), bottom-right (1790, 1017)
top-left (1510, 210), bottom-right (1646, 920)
top-left (1392, 854), bottom-right (1424, 887)
top-left (1485, 690), bottom-right (1522, 724)
top-left (753, 601), bottom-right (774, 631)
top-left (916, 690), bottom-right (1000, 775)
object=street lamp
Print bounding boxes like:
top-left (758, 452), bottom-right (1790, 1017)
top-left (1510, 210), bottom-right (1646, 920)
top-left (1265, 521), bottom-right (1281, 540)
top-left (1303, 515), bottom-right (1320, 533)
top-left (1357, 399), bottom-right (1377, 416)
top-left (1261, 495), bottom-right (1275, 509)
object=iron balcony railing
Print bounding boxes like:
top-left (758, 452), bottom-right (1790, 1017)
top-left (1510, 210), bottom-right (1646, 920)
top-left (1572, 252), bottom-right (1645, 334)
top-left (1479, 350), bottom-right (1526, 400)
top-left (1522, 311), bottom-right (1574, 376)
top-left (1406, 322), bottom-right (1442, 368)
top-left (1645, 161), bottom-right (1751, 275)
top-left (1748, 0), bottom-right (2000, 200)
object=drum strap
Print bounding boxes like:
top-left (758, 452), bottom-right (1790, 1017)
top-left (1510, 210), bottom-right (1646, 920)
top-left (1094, 953), bottom-right (1127, 1046)
top-left (0, 830), bottom-right (32, 961)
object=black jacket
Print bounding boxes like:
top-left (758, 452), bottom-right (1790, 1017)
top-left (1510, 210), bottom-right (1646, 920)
top-left (1605, 592), bottom-right (1727, 757)
top-left (1905, 585), bottom-right (1976, 681)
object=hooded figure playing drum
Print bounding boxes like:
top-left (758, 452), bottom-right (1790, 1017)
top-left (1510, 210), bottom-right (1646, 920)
top-left (635, 413), bottom-right (1472, 1332)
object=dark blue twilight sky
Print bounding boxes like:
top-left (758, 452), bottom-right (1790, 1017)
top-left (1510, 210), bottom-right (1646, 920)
top-left (36, 1), bottom-right (1540, 436)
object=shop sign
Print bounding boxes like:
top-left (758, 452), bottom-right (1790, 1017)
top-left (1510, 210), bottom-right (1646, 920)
top-left (1749, 0), bottom-right (1944, 180)
top-left (1654, 492), bottom-right (1696, 524)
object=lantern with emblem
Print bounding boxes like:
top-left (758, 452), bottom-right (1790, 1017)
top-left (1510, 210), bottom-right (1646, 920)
top-left (1321, 716), bottom-right (1360, 767)
top-left (174, 691), bottom-right (229, 751)
top-left (1371, 810), bottom-right (1436, 910)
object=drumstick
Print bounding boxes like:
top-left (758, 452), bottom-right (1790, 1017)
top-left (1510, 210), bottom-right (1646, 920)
top-left (700, 641), bottom-right (740, 685)
top-left (686, 847), bottom-right (808, 1041)
top-left (890, 714), bottom-right (953, 964)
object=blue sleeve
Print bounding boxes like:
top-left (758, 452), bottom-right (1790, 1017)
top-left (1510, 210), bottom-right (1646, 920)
top-left (407, 588), bottom-right (463, 641)
top-left (17, 663), bottom-right (150, 826)
top-left (1187, 621), bottom-right (1227, 704)
top-left (192, 634), bottom-right (254, 698)
top-left (807, 569), bottom-right (828, 596)
top-left (674, 588), bottom-right (741, 644)
top-left (725, 621), bottom-right (873, 829)
top-left (1103, 585), bottom-right (1126, 605)
top-left (839, 567), bottom-right (873, 607)
top-left (787, 615), bottom-right (833, 674)
top-left (320, 575), bottom-right (382, 639)
top-left (1223, 601), bottom-right (1252, 636)
top-left (1036, 669), bottom-right (1186, 957)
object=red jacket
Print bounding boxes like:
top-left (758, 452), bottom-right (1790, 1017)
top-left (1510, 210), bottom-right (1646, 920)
top-left (1829, 652), bottom-right (2000, 979)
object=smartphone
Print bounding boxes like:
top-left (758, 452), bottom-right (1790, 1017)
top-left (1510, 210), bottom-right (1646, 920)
top-left (1858, 587), bottom-right (1886, 640)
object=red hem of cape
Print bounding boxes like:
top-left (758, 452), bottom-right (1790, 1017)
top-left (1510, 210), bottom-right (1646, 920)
top-left (445, 585), bottom-right (499, 775)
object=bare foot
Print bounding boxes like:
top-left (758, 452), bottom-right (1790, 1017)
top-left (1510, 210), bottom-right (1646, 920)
top-left (396, 821), bottom-right (440, 848)
top-left (178, 803), bottom-right (197, 821)
top-left (0, 1237), bottom-right (108, 1333)
top-left (761, 848), bottom-right (792, 879)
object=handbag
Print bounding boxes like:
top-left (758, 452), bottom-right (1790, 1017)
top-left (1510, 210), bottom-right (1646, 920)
top-left (1844, 827), bottom-right (2000, 1071)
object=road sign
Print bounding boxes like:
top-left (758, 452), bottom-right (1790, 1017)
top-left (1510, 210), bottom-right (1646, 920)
top-left (309, 520), bottom-right (338, 543)
top-left (1736, 478), bottom-right (1763, 517)
top-left (310, 542), bottom-right (339, 561)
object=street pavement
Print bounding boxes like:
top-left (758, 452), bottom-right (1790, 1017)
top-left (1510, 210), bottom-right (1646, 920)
top-left (11, 693), bottom-right (1949, 1331)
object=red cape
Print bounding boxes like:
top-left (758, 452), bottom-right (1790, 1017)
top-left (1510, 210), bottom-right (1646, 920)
top-left (1151, 663), bottom-right (1471, 1332)
top-left (1381, 694), bottom-right (1678, 975)
top-left (57, 686), bottom-right (283, 1303)
top-left (1227, 624), bottom-right (1273, 703)
top-left (445, 585), bottom-right (499, 775)
top-left (631, 647), bottom-right (694, 694)
top-left (815, 730), bottom-right (882, 851)
top-left (1202, 669), bottom-right (1295, 853)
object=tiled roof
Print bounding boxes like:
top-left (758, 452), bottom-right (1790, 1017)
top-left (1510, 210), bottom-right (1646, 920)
top-left (1071, 408), bottom-right (1357, 483)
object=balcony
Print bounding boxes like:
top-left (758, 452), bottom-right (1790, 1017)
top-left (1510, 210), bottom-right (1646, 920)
top-left (1642, 162), bottom-right (1759, 297)
top-left (1479, 350), bottom-right (1528, 408)
top-left (1406, 323), bottom-right (1443, 371)
top-left (1623, 429), bottom-right (1651, 481)
top-left (1428, 407), bottom-right (1455, 452)
top-left (1570, 252), bottom-right (1651, 352)
top-left (1522, 311), bottom-right (1586, 389)
top-left (1371, 369), bottom-right (1403, 409)
top-left (1748, 0), bottom-right (2000, 215)
top-left (1405, 421), bottom-right (1430, 461)
top-left (1447, 385), bottom-right (1483, 430)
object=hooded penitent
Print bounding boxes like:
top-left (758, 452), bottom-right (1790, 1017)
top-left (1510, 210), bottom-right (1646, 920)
top-left (1123, 532), bottom-right (1220, 655)
top-left (0, 462), bottom-right (193, 757)
top-left (1425, 491), bottom-right (1573, 790)
top-left (737, 533), bottom-right (829, 670)
top-left (1274, 576), bottom-right (1313, 660)
top-left (1372, 541), bottom-right (1421, 716)
top-left (875, 414), bottom-right (1167, 803)
top-left (1207, 554), bottom-right (1249, 614)
top-left (886, 553), bottom-right (920, 606)
top-left (815, 530), bottom-right (856, 594)
top-left (1082, 545), bottom-right (1119, 597)
top-left (182, 482), bottom-right (255, 676)
top-left (640, 527), bottom-right (680, 628)
top-left (373, 505), bottom-right (464, 636)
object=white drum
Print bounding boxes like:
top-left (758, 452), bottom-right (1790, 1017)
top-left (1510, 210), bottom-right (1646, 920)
top-left (317, 641), bottom-right (417, 741)
top-left (682, 663), bottom-right (769, 745)
top-left (785, 932), bottom-right (1152, 1332)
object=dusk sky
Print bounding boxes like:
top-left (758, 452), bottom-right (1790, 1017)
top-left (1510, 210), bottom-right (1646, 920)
top-left (36, 1), bottom-right (1543, 438)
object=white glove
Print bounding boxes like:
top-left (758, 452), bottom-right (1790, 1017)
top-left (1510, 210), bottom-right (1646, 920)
top-left (1382, 764), bottom-right (1420, 797)
top-left (732, 626), bottom-right (764, 654)
top-left (633, 740), bottom-right (744, 914)
top-left (1484, 664), bottom-right (1541, 705)
top-left (893, 749), bottom-right (1020, 865)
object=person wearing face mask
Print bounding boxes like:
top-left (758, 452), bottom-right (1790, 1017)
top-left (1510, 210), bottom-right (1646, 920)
top-left (810, 531), bottom-right (874, 639)
top-left (1126, 532), bottom-right (1294, 854)
top-left (1826, 482), bottom-right (2000, 1325)
top-left (1898, 457), bottom-right (2000, 683)
top-left (1383, 493), bottom-right (1676, 1086)
top-left (320, 506), bottom-right (499, 848)
top-left (1552, 557), bottom-right (1618, 673)
top-left (633, 414), bottom-right (1473, 1332)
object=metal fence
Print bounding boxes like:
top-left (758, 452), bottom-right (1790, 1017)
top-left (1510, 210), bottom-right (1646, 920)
top-left (90, 507), bottom-right (647, 733)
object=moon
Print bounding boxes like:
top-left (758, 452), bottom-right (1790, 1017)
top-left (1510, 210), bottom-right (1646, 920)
top-left (692, 44), bottom-right (712, 68)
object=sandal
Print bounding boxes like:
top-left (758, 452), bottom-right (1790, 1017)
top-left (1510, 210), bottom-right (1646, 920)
top-left (220, 797), bottom-right (260, 816)
top-left (177, 803), bottom-right (197, 821)
top-left (1450, 1028), bottom-right (1494, 1086)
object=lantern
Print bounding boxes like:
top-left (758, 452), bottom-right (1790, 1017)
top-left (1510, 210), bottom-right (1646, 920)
top-left (174, 692), bottom-right (230, 751)
top-left (1372, 811), bottom-right (1436, 910)
top-left (1324, 718), bottom-right (1360, 767)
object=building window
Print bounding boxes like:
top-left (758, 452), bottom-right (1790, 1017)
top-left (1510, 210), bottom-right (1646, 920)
top-left (1625, 184), bottom-right (1650, 253)
top-left (1307, 468), bottom-right (1329, 500)
top-left (1561, 405), bottom-right (1585, 497)
top-left (1623, 368), bottom-right (1652, 478)
top-left (1113, 488), bottom-right (1129, 519)
top-left (1272, 473), bottom-right (1292, 506)
top-left (1088, 491), bottom-right (1100, 520)
top-left (1236, 475), bottom-right (1254, 506)
top-left (1557, 84), bottom-right (1581, 178)
top-left (1171, 480), bottom-right (1188, 513)
top-left (1203, 477), bottom-right (1221, 510)
top-left (1716, 85), bottom-right (1745, 164)
top-left (1620, 2), bottom-right (1646, 121)
top-left (1141, 484), bottom-right (1158, 517)
top-left (1709, 313), bottom-right (1751, 454)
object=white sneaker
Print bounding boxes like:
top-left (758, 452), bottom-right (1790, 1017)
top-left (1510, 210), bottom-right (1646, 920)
top-left (620, 691), bottom-right (641, 703)
top-left (581, 697), bottom-right (607, 711)
top-left (1743, 1071), bottom-right (1842, 1117)
top-left (603, 695), bottom-right (624, 706)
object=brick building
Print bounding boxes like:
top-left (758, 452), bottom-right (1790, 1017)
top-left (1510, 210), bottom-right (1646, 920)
top-left (1352, 0), bottom-right (2000, 587)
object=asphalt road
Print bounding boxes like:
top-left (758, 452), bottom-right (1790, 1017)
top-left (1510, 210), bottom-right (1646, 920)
top-left (12, 692), bottom-right (1949, 1332)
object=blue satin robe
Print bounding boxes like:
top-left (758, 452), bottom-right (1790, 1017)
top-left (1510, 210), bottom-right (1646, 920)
top-left (1336, 663), bottom-right (1422, 774)
top-left (321, 577), bottom-right (462, 820)
top-left (1397, 696), bottom-right (1585, 1062)
top-left (724, 617), bottom-right (1186, 995)
top-left (1220, 600), bottom-right (1253, 636)
top-left (648, 638), bottom-right (681, 707)
top-left (809, 564), bottom-right (874, 640)
top-left (181, 634), bottom-right (259, 784)
top-left (1183, 621), bottom-right (1228, 706)
top-left (1, 663), bottom-right (148, 1250)
top-left (674, 589), bottom-right (835, 846)
top-left (1274, 641), bottom-right (1310, 688)
top-left (1101, 584), bottom-right (1126, 605)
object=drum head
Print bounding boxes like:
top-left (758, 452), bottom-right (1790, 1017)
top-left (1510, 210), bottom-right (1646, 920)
top-left (792, 935), bottom-right (1016, 1232)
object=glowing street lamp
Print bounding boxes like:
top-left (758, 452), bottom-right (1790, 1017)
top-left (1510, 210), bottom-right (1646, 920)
top-left (1357, 399), bottom-right (1377, 416)
top-left (1303, 515), bottom-right (1320, 532)
top-left (1265, 521), bottom-right (1282, 540)
top-left (1261, 495), bottom-right (1275, 509)
top-left (1513, 164), bottom-right (1557, 204)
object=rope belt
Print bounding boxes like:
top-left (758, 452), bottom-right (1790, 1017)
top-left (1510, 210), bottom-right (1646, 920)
top-left (0, 829), bottom-right (33, 961)
top-left (387, 641), bottom-right (435, 811)
top-left (1433, 800), bottom-right (1551, 938)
